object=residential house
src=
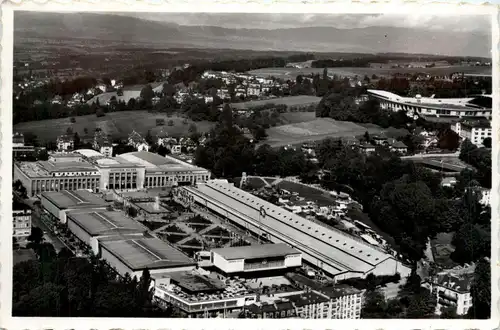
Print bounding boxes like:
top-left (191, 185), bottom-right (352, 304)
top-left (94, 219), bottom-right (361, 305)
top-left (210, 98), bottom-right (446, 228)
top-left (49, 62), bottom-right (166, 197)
top-left (422, 269), bottom-right (475, 316)
top-left (170, 144), bottom-right (182, 154)
top-left (372, 135), bottom-right (388, 146)
top-left (152, 96), bottom-right (161, 106)
top-left (359, 144), bottom-right (376, 154)
top-left (57, 134), bottom-right (74, 151)
top-left (51, 95), bottom-right (63, 104)
top-left (179, 137), bottom-right (197, 153)
top-left (389, 140), bottom-right (408, 154)
top-left (465, 186), bottom-right (491, 206)
top-left (441, 177), bottom-right (457, 187)
top-left (13, 199), bottom-right (32, 245)
top-left (245, 301), bottom-right (296, 319)
top-left (157, 130), bottom-right (178, 147)
top-left (247, 83), bottom-right (262, 97)
top-left (13, 133), bottom-right (25, 147)
top-left (128, 130), bottom-right (150, 152)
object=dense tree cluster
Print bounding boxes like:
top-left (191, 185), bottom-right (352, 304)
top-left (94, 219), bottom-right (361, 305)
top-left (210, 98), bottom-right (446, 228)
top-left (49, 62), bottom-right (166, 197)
top-left (361, 271), bottom-right (437, 319)
top-left (316, 95), bottom-right (412, 129)
top-left (459, 139), bottom-right (492, 188)
top-left (195, 108), bottom-right (316, 178)
top-left (316, 137), bottom-right (489, 264)
top-left (13, 235), bottom-right (169, 317)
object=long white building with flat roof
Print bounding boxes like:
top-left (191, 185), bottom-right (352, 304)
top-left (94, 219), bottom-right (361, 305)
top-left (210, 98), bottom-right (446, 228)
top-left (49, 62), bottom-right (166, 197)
top-left (14, 151), bottom-right (211, 196)
top-left (367, 89), bottom-right (492, 122)
top-left (174, 180), bottom-right (411, 280)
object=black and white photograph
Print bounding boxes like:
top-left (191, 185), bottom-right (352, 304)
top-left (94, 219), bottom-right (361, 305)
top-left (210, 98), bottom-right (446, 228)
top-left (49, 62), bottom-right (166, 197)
top-left (1, 2), bottom-right (497, 328)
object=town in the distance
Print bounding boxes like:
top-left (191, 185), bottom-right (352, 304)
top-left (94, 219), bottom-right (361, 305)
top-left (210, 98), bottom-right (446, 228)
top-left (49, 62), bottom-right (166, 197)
top-left (11, 12), bottom-right (492, 320)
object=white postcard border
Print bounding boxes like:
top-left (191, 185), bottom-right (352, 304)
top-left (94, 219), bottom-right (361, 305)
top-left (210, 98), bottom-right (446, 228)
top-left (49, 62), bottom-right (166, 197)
top-left (1, 2), bottom-right (498, 330)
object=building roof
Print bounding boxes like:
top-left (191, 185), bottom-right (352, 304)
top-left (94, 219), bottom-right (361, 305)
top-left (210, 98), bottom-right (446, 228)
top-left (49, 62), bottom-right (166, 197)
top-left (286, 291), bottom-right (329, 307)
top-left (167, 271), bottom-right (226, 294)
top-left (318, 285), bottom-right (362, 299)
top-left (37, 161), bottom-right (97, 174)
top-left (367, 89), bottom-right (491, 111)
top-left (99, 237), bottom-right (195, 271)
top-left (185, 180), bottom-right (394, 275)
top-left (211, 243), bottom-right (301, 261)
top-left (66, 209), bottom-right (147, 236)
top-left (391, 141), bottom-right (407, 149)
top-left (42, 190), bottom-right (108, 209)
top-left (76, 149), bottom-right (104, 158)
top-left (118, 151), bottom-right (208, 173)
top-left (435, 273), bottom-right (474, 293)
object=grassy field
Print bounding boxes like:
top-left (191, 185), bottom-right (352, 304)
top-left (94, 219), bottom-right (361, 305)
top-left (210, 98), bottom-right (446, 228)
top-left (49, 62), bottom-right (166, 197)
top-left (278, 112), bottom-right (316, 125)
top-left (230, 95), bottom-right (322, 110)
top-left (265, 117), bottom-right (383, 148)
top-left (248, 65), bottom-right (492, 79)
top-left (14, 111), bottom-right (216, 143)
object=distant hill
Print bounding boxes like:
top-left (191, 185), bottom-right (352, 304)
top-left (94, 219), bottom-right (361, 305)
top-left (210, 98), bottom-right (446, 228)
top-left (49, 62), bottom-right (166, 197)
top-left (14, 12), bottom-right (491, 57)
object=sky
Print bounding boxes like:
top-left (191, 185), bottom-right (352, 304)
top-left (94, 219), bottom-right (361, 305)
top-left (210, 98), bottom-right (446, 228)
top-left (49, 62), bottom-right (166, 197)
top-left (123, 13), bottom-right (491, 33)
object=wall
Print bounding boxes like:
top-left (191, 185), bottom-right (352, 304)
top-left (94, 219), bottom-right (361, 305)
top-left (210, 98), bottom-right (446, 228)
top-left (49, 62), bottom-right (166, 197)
top-left (14, 164), bottom-right (34, 196)
top-left (100, 246), bottom-right (134, 277)
top-left (67, 219), bottom-right (92, 245)
top-left (212, 252), bottom-right (244, 273)
top-left (41, 195), bottom-right (63, 221)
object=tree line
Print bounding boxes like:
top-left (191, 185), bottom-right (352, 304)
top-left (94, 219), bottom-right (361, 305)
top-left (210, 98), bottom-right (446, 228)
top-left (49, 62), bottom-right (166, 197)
top-left (13, 231), bottom-right (170, 317)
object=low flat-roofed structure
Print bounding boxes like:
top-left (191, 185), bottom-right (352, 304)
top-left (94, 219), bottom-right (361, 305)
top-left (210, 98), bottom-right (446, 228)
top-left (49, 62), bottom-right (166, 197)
top-left (99, 237), bottom-right (196, 278)
top-left (153, 270), bottom-right (258, 317)
top-left (211, 243), bottom-right (302, 274)
top-left (167, 271), bottom-right (227, 294)
top-left (212, 243), bottom-right (301, 260)
top-left (66, 208), bottom-right (148, 254)
top-left (41, 190), bottom-right (109, 223)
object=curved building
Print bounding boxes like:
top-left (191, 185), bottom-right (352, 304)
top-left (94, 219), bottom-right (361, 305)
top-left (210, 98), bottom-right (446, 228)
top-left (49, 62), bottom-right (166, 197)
top-left (367, 89), bottom-right (492, 122)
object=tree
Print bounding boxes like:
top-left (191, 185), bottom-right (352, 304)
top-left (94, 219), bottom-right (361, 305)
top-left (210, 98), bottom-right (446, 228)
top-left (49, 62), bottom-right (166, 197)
top-left (73, 132), bottom-right (81, 149)
top-left (451, 223), bottom-right (490, 264)
top-left (145, 130), bottom-right (153, 145)
top-left (361, 289), bottom-right (387, 318)
top-left (188, 123), bottom-right (198, 134)
top-left (38, 148), bottom-right (49, 161)
top-left (220, 104), bottom-right (233, 128)
top-left (140, 85), bottom-right (154, 106)
top-left (468, 258), bottom-right (490, 319)
top-left (13, 237), bottom-right (19, 250)
top-left (27, 227), bottom-right (44, 245)
top-left (482, 137), bottom-right (491, 148)
top-left (437, 128), bottom-right (460, 150)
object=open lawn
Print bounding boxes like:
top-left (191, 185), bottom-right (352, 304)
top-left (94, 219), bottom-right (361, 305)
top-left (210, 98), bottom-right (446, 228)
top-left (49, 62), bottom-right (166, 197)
top-left (231, 95), bottom-right (321, 110)
top-left (278, 112), bottom-right (316, 125)
top-left (14, 111), bottom-right (216, 143)
top-left (264, 118), bottom-right (383, 148)
top-left (248, 65), bottom-right (492, 79)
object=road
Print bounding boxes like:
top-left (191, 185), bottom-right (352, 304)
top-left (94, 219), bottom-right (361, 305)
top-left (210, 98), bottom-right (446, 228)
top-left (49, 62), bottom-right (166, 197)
top-left (16, 196), bottom-right (67, 252)
top-left (401, 152), bottom-right (459, 160)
